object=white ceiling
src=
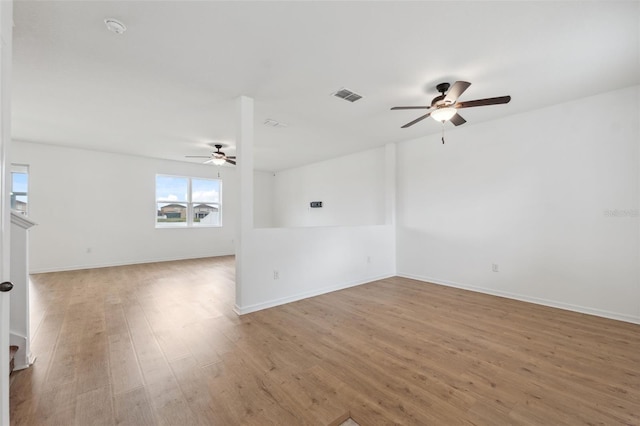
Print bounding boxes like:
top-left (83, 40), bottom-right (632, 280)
top-left (11, 1), bottom-right (640, 172)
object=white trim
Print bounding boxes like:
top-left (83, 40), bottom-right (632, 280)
top-left (10, 164), bottom-right (29, 217)
top-left (10, 211), bottom-right (36, 229)
top-left (29, 251), bottom-right (235, 274)
top-left (234, 273), bottom-right (394, 315)
top-left (398, 272), bottom-right (640, 325)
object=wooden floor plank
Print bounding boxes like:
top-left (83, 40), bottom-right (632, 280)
top-left (112, 387), bottom-right (156, 426)
top-left (107, 333), bottom-right (144, 395)
top-left (10, 255), bottom-right (640, 425)
top-left (75, 331), bottom-right (111, 395)
top-left (144, 373), bottom-right (199, 426)
top-left (169, 355), bottom-right (237, 425)
top-left (30, 381), bottom-right (77, 425)
top-left (75, 385), bottom-right (114, 426)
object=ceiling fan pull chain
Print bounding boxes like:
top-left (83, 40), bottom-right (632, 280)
top-left (442, 122), bottom-right (445, 144)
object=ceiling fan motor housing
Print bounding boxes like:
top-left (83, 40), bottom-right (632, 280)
top-left (432, 83), bottom-right (454, 107)
top-left (431, 94), bottom-right (446, 106)
top-left (436, 82), bottom-right (450, 94)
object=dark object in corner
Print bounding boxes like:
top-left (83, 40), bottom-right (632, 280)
top-left (310, 201), bottom-right (323, 208)
top-left (10, 345), bottom-right (18, 374)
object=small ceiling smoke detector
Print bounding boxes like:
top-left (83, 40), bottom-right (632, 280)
top-left (264, 118), bottom-right (287, 128)
top-left (104, 18), bottom-right (126, 35)
top-left (332, 88), bottom-right (363, 103)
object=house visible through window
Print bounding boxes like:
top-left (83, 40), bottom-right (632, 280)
top-left (11, 164), bottom-right (29, 216)
top-left (156, 175), bottom-right (221, 227)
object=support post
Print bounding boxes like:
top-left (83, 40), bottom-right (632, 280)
top-left (234, 96), bottom-right (254, 313)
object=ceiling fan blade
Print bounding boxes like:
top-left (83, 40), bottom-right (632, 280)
top-left (401, 112), bottom-right (432, 128)
top-left (203, 159), bottom-right (214, 164)
top-left (226, 159), bottom-right (236, 165)
top-left (185, 155), bottom-right (211, 158)
top-left (391, 106), bottom-right (430, 110)
top-left (444, 81), bottom-right (471, 104)
top-left (450, 113), bottom-right (466, 126)
top-left (226, 156), bottom-right (236, 159)
top-left (455, 95), bottom-right (511, 109)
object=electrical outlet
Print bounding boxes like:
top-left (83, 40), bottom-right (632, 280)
top-left (492, 263), bottom-right (499, 272)
top-left (273, 270), bottom-right (279, 280)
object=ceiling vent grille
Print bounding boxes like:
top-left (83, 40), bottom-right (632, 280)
top-left (333, 88), bottom-right (363, 103)
top-left (264, 118), bottom-right (287, 128)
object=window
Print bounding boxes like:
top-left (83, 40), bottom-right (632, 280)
top-left (156, 175), bottom-right (221, 227)
top-left (11, 164), bottom-right (29, 216)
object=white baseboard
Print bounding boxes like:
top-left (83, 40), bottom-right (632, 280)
top-left (398, 272), bottom-right (640, 325)
top-left (234, 273), bottom-right (395, 315)
top-left (29, 251), bottom-right (235, 274)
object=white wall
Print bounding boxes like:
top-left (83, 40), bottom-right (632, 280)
top-left (11, 141), bottom-right (238, 272)
top-left (271, 147), bottom-right (386, 227)
top-left (238, 225), bottom-right (395, 313)
top-left (253, 169), bottom-right (275, 228)
top-left (397, 85), bottom-right (640, 324)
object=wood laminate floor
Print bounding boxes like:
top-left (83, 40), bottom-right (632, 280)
top-left (9, 256), bottom-right (640, 425)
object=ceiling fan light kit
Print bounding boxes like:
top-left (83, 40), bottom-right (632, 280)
top-left (431, 107), bottom-right (457, 122)
top-left (391, 80), bottom-right (511, 130)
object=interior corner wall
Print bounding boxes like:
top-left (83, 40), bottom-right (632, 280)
top-left (271, 147), bottom-right (386, 227)
top-left (396, 85), bottom-right (640, 324)
top-left (11, 141), bottom-right (238, 273)
top-left (236, 146), bottom-right (396, 314)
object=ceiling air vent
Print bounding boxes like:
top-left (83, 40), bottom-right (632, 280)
top-left (264, 118), bottom-right (287, 128)
top-left (332, 88), bottom-right (363, 103)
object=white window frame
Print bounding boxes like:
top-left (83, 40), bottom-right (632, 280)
top-left (11, 164), bottom-right (29, 216)
top-left (155, 174), bottom-right (222, 228)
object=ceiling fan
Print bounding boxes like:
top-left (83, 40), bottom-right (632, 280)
top-left (185, 144), bottom-right (236, 166)
top-left (391, 81), bottom-right (511, 128)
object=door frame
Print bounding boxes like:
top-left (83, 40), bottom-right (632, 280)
top-left (0, 0), bottom-right (13, 424)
